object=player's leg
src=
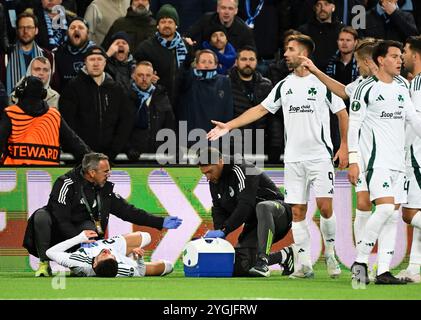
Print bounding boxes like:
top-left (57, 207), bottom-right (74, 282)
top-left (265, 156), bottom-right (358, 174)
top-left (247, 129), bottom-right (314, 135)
top-left (144, 260), bottom-right (174, 276)
top-left (375, 171), bottom-right (406, 284)
top-left (352, 169), bottom-right (405, 284)
top-left (285, 162), bottom-right (313, 278)
top-left (398, 207), bottom-right (421, 283)
top-left (311, 159), bottom-right (341, 278)
top-left (354, 172), bottom-right (372, 247)
top-left (33, 208), bottom-right (53, 277)
top-left (268, 202), bottom-right (296, 275)
top-left (249, 200), bottom-right (289, 277)
top-left (397, 168), bottom-right (421, 283)
top-left (123, 231), bottom-right (151, 256)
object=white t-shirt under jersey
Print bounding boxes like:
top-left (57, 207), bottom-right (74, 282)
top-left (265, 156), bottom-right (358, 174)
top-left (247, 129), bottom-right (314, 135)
top-left (348, 75), bottom-right (421, 173)
top-left (261, 73), bottom-right (346, 163)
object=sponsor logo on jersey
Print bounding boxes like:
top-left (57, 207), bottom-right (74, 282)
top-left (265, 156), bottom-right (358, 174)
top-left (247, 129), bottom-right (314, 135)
top-left (286, 88), bottom-right (293, 95)
top-left (376, 94), bottom-right (385, 101)
top-left (380, 110), bottom-right (403, 119)
top-left (288, 105), bottom-right (314, 113)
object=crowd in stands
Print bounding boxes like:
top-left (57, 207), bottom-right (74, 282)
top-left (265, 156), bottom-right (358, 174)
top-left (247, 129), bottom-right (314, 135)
top-left (0, 0), bottom-right (420, 165)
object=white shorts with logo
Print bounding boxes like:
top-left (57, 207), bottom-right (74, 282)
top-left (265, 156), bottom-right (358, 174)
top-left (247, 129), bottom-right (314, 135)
top-left (402, 166), bottom-right (421, 208)
top-left (365, 168), bottom-right (407, 204)
top-left (284, 159), bottom-right (335, 204)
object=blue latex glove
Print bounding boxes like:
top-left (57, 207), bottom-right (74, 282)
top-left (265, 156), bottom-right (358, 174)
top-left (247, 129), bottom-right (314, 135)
top-left (204, 230), bottom-right (225, 238)
top-left (163, 216), bottom-right (183, 229)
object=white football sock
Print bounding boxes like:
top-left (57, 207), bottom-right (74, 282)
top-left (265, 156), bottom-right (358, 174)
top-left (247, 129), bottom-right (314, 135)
top-left (320, 213), bottom-right (336, 257)
top-left (356, 203), bottom-right (395, 264)
top-left (292, 220), bottom-right (312, 268)
top-left (354, 209), bottom-right (371, 246)
top-left (160, 260), bottom-right (174, 276)
top-left (408, 220), bottom-right (421, 274)
top-left (377, 210), bottom-right (399, 275)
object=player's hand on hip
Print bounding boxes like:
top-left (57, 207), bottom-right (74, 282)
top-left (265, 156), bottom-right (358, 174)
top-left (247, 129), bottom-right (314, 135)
top-left (163, 216), bottom-right (183, 229)
top-left (348, 163), bottom-right (359, 186)
top-left (207, 120), bottom-right (230, 141)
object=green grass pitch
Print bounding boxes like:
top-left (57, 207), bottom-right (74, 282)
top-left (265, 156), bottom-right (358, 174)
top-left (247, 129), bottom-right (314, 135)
top-left (1, 262), bottom-right (420, 300)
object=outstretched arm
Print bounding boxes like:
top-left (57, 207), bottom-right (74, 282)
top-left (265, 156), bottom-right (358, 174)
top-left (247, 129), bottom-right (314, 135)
top-left (207, 104), bottom-right (269, 141)
top-left (299, 55), bottom-right (348, 100)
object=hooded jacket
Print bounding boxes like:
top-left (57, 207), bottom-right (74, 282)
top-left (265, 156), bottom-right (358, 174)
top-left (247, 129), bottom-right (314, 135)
top-left (0, 94), bottom-right (90, 165)
top-left (59, 68), bottom-right (134, 160)
top-left (10, 58), bottom-right (60, 108)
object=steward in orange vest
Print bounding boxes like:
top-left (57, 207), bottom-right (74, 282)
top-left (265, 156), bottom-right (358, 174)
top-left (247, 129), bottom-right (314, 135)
top-left (0, 76), bottom-right (90, 165)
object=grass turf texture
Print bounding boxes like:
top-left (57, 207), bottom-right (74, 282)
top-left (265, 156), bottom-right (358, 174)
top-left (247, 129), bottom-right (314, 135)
top-left (0, 262), bottom-right (420, 300)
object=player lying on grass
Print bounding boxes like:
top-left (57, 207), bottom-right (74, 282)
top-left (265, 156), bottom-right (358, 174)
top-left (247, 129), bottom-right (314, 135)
top-left (46, 230), bottom-right (173, 277)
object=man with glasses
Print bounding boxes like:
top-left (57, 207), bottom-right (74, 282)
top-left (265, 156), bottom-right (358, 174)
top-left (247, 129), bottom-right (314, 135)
top-left (5, 11), bottom-right (53, 95)
top-left (23, 152), bottom-right (183, 277)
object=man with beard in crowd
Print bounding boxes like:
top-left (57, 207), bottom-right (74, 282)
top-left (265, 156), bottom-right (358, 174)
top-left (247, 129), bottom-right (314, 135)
top-left (102, 0), bottom-right (155, 51)
top-left (53, 17), bottom-right (94, 92)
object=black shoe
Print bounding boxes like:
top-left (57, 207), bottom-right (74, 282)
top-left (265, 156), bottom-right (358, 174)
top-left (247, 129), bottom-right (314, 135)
top-left (281, 246), bottom-right (295, 276)
top-left (249, 258), bottom-right (270, 277)
top-left (375, 272), bottom-right (407, 285)
top-left (351, 261), bottom-right (369, 285)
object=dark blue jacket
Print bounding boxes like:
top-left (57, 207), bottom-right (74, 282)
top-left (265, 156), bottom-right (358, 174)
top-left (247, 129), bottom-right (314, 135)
top-left (177, 68), bottom-right (233, 135)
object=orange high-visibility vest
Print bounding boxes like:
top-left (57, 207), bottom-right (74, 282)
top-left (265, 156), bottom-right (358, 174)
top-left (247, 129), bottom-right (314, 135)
top-left (2, 105), bottom-right (61, 165)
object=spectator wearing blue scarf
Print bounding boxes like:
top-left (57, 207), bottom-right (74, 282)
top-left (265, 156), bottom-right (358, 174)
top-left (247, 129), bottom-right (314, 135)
top-left (125, 61), bottom-right (176, 161)
top-left (202, 25), bottom-right (236, 75)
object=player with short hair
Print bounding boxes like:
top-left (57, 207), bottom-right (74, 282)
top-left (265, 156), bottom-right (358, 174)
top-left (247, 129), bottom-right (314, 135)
top-left (300, 38), bottom-right (410, 281)
top-left (207, 34), bottom-right (349, 279)
top-left (396, 35), bottom-right (421, 283)
top-left (349, 40), bottom-right (421, 285)
top-left (46, 230), bottom-right (173, 277)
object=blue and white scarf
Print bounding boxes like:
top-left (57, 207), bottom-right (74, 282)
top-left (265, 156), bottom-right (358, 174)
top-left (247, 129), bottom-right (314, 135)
top-left (131, 81), bottom-right (156, 129)
top-left (193, 68), bottom-right (218, 80)
top-left (245, 0), bottom-right (264, 28)
top-left (44, 10), bottom-right (67, 48)
top-left (6, 43), bottom-right (43, 95)
top-left (156, 31), bottom-right (188, 67)
top-left (67, 40), bottom-right (95, 56)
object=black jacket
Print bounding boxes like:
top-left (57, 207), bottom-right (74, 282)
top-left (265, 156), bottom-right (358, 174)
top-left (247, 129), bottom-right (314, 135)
top-left (359, 7), bottom-right (418, 43)
top-left (229, 67), bottom-right (282, 156)
top-left (102, 8), bottom-right (156, 51)
top-left (298, 18), bottom-right (344, 71)
top-left (59, 70), bottom-right (134, 160)
top-left (125, 84), bottom-right (176, 156)
top-left (105, 55), bottom-right (136, 95)
top-left (45, 166), bottom-right (164, 239)
top-left (134, 36), bottom-right (193, 107)
top-left (210, 161), bottom-right (291, 236)
top-left (185, 12), bottom-right (255, 51)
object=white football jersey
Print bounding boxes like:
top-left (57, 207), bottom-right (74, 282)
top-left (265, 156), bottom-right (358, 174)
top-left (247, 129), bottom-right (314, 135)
top-left (261, 73), bottom-right (346, 163)
top-left (46, 233), bottom-right (145, 277)
top-left (348, 75), bottom-right (421, 173)
top-left (406, 73), bottom-right (421, 168)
